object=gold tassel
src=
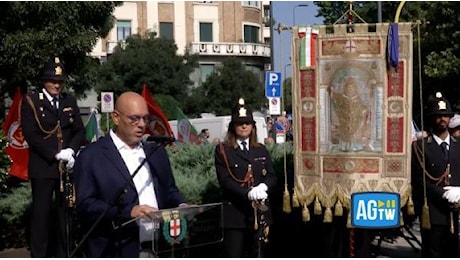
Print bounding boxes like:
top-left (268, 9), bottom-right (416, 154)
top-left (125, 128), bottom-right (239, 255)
top-left (292, 189), bottom-right (300, 208)
top-left (399, 211), bottom-right (404, 226)
top-left (314, 196), bottom-right (322, 215)
top-left (407, 196), bottom-right (415, 215)
top-left (302, 203), bottom-right (310, 222)
top-left (421, 202), bottom-right (431, 230)
top-left (324, 207), bottom-right (333, 223)
top-left (282, 185), bottom-right (291, 213)
top-left (346, 212), bottom-right (352, 228)
top-left (334, 200), bottom-right (343, 216)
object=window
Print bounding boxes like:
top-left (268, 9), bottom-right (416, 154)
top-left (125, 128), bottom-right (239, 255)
top-left (159, 22), bottom-right (174, 40)
top-left (200, 64), bottom-right (215, 83)
top-left (200, 22), bottom-right (213, 42)
top-left (117, 20), bottom-right (131, 41)
top-left (244, 25), bottom-right (259, 43)
top-left (242, 1), bottom-right (259, 8)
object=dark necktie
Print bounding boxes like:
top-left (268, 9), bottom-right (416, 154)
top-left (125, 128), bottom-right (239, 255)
top-left (441, 142), bottom-right (449, 161)
top-left (241, 141), bottom-right (249, 154)
top-left (52, 97), bottom-right (59, 116)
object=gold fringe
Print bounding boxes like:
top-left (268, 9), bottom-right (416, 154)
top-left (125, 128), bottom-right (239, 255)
top-left (302, 203), bottom-right (310, 222)
top-left (400, 211), bottom-right (404, 226)
top-left (314, 196), bottom-right (322, 215)
top-left (292, 189), bottom-right (300, 208)
top-left (282, 186), bottom-right (291, 213)
top-left (421, 203), bottom-right (431, 229)
top-left (406, 196), bottom-right (415, 215)
top-left (334, 200), bottom-right (343, 216)
top-left (324, 207), bottom-right (333, 223)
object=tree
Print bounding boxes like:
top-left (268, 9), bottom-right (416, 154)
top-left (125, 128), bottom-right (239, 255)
top-left (282, 77), bottom-right (292, 113)
top-left (0, 2), bottom-right (120, 102)
top-left (187, 58), bottom-right (265, 117)
top-left (96, 32), bottom-right (199, 109)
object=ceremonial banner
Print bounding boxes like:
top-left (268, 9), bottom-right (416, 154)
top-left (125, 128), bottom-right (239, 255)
top-left (291, 23), bottom-right (413, 223)
top-left (3, 88), bottom-right (29, 180)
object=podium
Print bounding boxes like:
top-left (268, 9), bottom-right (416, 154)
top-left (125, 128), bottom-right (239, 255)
top-left (126, 202), bottom-right (223, 257)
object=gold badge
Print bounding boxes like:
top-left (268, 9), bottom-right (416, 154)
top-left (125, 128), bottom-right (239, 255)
top-left (55, 66), bottom-right (62, 76)
top-left (63, 107), bottom-right (73, 112)
top-left (39, 93), bottom-right (44, 100)
top-left (439, 100), bottom-right (447, 110)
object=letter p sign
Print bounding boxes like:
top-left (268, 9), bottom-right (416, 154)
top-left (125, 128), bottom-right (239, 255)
top-left (265, 71), bottom-right (282, 98)
top-left (269, 73), bottom-right (279, 85)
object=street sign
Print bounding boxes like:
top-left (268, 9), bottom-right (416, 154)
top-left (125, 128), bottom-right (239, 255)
top-left (268, 97), bottom-right (281, 115)
top-left (265, 71), bottom-right (282, 98)
top-left (100, 92), bottom-right (114, 113)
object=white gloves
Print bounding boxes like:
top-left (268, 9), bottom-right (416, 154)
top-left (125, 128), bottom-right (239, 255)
top-left (66, 156), bottom-right (75, 169)
top-left (56, 148), bottom-right (75, 169)
top-left (248, 183), bottom-right (268, 201)
top-left (442, 186), bottom-right (460, 204)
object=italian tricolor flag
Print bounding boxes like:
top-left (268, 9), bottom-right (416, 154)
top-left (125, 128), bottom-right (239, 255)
top-left (299, 26), bottom-right (319, 69)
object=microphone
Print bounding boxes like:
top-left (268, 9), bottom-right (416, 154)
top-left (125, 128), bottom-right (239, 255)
top-left (142, 134), bottom-right (175, 145)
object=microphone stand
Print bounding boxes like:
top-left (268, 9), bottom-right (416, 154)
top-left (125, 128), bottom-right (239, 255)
top-left (70, 140), bottom-right (165, 258)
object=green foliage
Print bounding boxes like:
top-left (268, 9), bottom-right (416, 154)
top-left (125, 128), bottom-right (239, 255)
top-left (168, 143), bottom-right (221, 204)
top-left (188, 58), bottom-right (266, 117)
top-left (0, 2), bottom-right (121, 99)
top-left (96, 32), bottom-right (199, 104)
top-left (0, 183), bottom-right (31, 249)
top-left (283, 77), bottom-right (292, 113)
top-left (0, 128), bottom-right (11, 192)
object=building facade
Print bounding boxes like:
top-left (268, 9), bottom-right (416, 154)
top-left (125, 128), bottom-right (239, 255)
top-left (89, 1), bottom-right (271, 87)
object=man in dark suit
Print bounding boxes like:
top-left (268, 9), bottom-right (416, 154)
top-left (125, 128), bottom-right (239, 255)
top-left (73, 91), bottom-right (187, 257)
top-left (411, 92), bottom-right (460, 257)
top-left (214, 98), bottom-right (277, 257)
top-left (20, 57), bottom-right (85, 257)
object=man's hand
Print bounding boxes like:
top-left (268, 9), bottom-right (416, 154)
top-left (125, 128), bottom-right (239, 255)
top-left (248, 183), bottom-right (268, 201)
top-left (443, 186), bottom-right (460, 204)
top-left (56, 148), bottom-right (74, 162)
top-left (131, 204), bottom-right (158, 220)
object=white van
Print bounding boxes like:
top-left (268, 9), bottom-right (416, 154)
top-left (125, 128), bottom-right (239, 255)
top-left (169, 115), bottom-right (268, 144)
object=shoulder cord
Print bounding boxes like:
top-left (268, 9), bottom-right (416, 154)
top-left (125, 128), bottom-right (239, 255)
top-left (218, 143), bottom-right (254, 187)
top-left (23, 95), bottom-right (65, 191)
top-left (413, 141), bottom-right (449, 186)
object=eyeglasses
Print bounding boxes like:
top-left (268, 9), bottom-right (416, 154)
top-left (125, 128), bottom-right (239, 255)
top-left (115, 110), bottom-right (151, 125)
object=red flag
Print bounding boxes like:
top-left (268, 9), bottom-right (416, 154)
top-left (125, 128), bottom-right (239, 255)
top-left (2, 88), bottom-right (29, 180)
top-left (141, 84), bottom-right (174, 139)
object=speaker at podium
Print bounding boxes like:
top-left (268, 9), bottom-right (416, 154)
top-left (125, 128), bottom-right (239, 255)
top-left (121, 202), bottom-right (223, 257)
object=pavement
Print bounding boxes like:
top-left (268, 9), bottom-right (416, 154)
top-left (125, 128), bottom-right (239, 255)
top-left (0, 224), bottom-right (422, 258)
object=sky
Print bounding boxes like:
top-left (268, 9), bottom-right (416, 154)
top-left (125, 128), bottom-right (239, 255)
top-left (272, 1), bottom-right (323, 78)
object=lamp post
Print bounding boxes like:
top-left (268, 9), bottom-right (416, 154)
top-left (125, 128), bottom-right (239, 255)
top-left (293, 4), bottom-right (309, 26)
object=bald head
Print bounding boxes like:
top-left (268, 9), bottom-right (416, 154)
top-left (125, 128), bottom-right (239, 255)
top-left (115, 92), bottom-right (147, 112)
top-left (112, 91), bottom-right (149, 148)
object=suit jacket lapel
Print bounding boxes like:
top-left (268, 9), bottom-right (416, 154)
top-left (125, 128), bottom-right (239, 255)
top-left (102, 136), bottom-right (136, 190)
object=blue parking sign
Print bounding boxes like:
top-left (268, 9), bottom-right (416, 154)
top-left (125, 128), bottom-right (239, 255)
top-left (265, 71), bottom-right (282, 97)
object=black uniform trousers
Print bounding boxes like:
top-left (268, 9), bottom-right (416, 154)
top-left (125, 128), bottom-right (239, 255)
top-left (30, 178), bottom-right (66, 257)
top-left (421, 224), bottom-right (459, 257)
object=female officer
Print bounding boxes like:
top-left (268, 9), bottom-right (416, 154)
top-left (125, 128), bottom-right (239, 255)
top-left (214, 98), bottom-right (277, 257)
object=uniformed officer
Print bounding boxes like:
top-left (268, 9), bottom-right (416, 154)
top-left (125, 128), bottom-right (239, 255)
top-left (411, 92), bottom-right (460, 257)
top-left (20, 57), bottom-right (84, 257)
top-left (214, 98), bottom-right (277, 257)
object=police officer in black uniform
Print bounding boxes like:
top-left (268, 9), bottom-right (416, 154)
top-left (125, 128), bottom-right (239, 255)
top-left (21, 57), bottom-right (84, 257)
top-left (411, 92), bottom-right (460, 257)
top-left (214, 98), bottom-right (277, 257)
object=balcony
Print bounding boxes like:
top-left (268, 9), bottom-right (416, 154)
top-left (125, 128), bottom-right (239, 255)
top-left (189, 42), bottom-right (270, 58)
top-left (106, 40), bottom-right (127, 54)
